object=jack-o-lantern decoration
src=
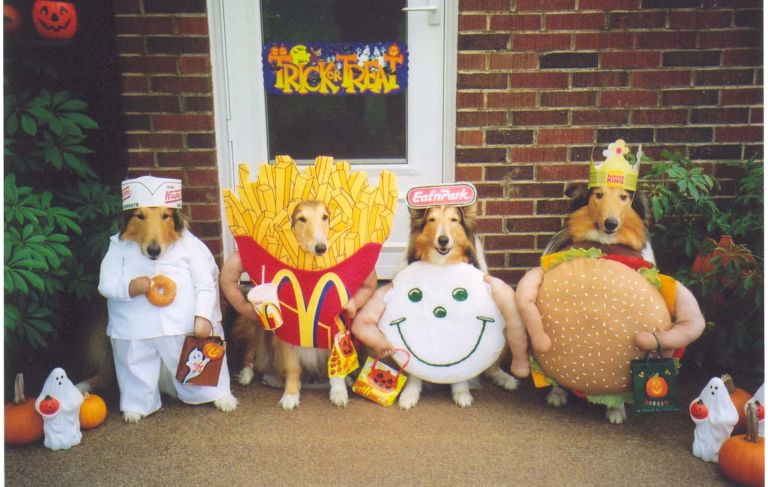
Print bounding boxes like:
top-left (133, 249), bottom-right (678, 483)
top-left (368, 368), bottom-right (398, 392)
top-left (645, 374), bottom-right (669, 398)
top-left (32, 0), bottom-right (77, 40)
top-left (37, 395), bottom-right (60, 416)
top-left (689, 399), bottom-right (709, 420)
top-left (4, 4), bottom-right (21, 33)
top-left (337, 332), bottom-right (355, 357)
top-left (202, 340), bottom-right (225, 361)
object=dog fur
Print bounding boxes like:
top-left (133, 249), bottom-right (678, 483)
top-left (395, 203), bottom-right (521, 410)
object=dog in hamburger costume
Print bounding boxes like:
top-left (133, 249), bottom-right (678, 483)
top-left (515, 140), bottom-right (705, 423)
top-left (99, 176), bottom-right (238, 423)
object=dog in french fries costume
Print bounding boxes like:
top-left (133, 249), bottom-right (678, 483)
top-left (222, 156), bottom-right (397, 408)
top-left (515, 141), bottom-right (705, 423)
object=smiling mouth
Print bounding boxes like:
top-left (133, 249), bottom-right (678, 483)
top-left (435, 246), bottom-right (451, 256)
top-left (389, 316), bottom-right (494, 367)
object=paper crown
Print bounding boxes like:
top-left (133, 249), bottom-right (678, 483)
top-left (121, 176), bottom-right (182, 210)
top-left (588, 139), bottom-right (641, 191)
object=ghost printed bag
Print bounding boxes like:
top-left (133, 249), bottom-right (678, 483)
top-left (175, 336), bottom-right (226, 387)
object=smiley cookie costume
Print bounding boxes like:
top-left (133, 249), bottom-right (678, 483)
top-left (377, 261), bottom-right (505, 384)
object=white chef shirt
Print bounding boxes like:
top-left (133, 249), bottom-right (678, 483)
top-left (98, 230), bottom-right (220, 340)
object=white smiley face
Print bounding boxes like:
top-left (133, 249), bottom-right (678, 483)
top-left (378, 262), bottom-right (505, 384)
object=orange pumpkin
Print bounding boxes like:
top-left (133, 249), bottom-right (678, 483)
top-left (723, 374), bottom-right (752, 434)
top-left (645, 374), bottom-right (669, 398)
top-left (4, 373), bottom-right (44, 446)
top-left (3, 4), bottom-right (21, 33)
top-left (31, 0), bottom-right (77, 40)
top-left (38, 395), bottom-right (60, 416)
top-left (719, 402), bottom-right (765, 487)
top-left (689, 399), bottom-right (709, 420)
top-left (79, 392), bottom-right (107, 430)
top-left (202, 341), bottom-right (225, 361)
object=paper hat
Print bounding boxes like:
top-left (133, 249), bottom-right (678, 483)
top-left (406, 183), bottom-right (477, 208)
top-left (588, 139), bottom-right (640, 191)
top-left (121, 176), bottom-right (182, 210)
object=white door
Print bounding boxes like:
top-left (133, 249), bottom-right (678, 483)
top-left (209, 0), bottom-right (457, 278)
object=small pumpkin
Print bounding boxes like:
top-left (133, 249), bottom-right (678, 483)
top-left (3, 4), bottom-right (21, 33)
top-left (79, 392), bottom-right (107, 430)
top-left (202, 340), bottom-right (225, 361)
top-left (719, 402), bottom-right (765, 487)
top-left (4, 373), bottom-right (44, 446)
top-left (723, 374), bottom-right (752, 433)
top-left (690, 399), bottom-right (709, 420)
top-left (645, 374), bottom-right (669, 398)
top-left (31, 0), bottom-right (77, 40)
top-left (38, 395), bottom-right (60, 416)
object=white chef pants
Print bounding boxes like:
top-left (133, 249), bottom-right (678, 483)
top-left (111, 333), bottom-right (233, 416)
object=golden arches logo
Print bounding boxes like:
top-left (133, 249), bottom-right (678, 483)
top-left (272, 269), bottom-right (350, 347)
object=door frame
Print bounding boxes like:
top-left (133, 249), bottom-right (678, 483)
top-left (207, 0), bottom-right (459, 272)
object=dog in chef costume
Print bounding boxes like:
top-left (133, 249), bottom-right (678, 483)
top-left (99, 176), bottom-right (238, 423)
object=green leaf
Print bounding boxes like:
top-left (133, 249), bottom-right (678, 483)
top-left (20, 113), bottom-right (37, 135)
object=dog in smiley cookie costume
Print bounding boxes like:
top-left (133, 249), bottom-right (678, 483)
top-left (515, 140), bottom-right (706, 423)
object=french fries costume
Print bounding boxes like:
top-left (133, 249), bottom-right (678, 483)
top-left (223, 156), bottom-right (397, 351)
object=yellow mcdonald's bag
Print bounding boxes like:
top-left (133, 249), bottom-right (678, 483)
top-left (352, 350), bottom-right (409, 407)
top-left (327, 320), bottom-right (359, 378)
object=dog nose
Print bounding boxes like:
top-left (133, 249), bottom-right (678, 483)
top-left (604, 218), bottom-right (618, 232)
top-left (314, 243), bottom-right (327, 255)
top-left (437, 236), bottom-right (449, 247)
top-left (147, 243), bottom-right (161, 259)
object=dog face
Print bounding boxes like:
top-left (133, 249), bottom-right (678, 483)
top-left (120, 207), bottom-right (186, 260)
top-left (407, 204), bottom-right (478, 267)
top-left (291, 201), bottom-right (330, 257)
top-left (566, 183), bottom-right (649, 251)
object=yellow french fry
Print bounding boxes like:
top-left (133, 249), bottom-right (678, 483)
top-left (347, 171), bottom-right (368, 199)
top-left (294, 173), bottom-right (314, 201)
top-left (256, 184), bottom-right (277, 213)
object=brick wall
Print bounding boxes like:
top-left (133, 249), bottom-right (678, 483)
top-left (456, 0), bottom-right (763, 283)
top-left (113, 0), bottom-right (223, 258)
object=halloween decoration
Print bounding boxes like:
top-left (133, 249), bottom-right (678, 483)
top-left (723, 374), bottom-right (752, 434)
top-left (32, 0), bottom-right (77, 40)
top-left (3, 4), bottom-right (21, 33)
top-left (353, 352), bottom-right (409, 406)
top-left (4, 373), bottom-right (44, 446)
top-left (719, 402), bottom-right (765, 487)
top-left (35, 368), bottom-right (84, 450)
top-left (175, 336), bottom-right (227, 386)
top-left (79, 393), bottom-right (107, 430)
top-left (690, 376), bottom-right (739, 462)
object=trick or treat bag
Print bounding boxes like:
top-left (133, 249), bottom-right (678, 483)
top-left (631, 353), bottom-right (679, 413)
top-left (175, 336), bottom-right (226, 386)
top-left (353, 351), bottom-right (409, 407)
top-left (327, 325), bottom-right (359, 378)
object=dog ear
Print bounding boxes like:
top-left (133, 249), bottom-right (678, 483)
top-left (118, 210), bottom-right (134, 236)
top-left (631, 190), bottom-right (651, 223)
top-left (565, 183), bottom-right (591, 212)
top-left (408, 207), bottom-right (427, 233)
top-left (173, 210), bottom-right (189, 233)
top-left (460, 202), bottom-right (478, 233)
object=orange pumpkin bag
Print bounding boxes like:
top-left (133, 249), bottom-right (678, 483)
top-left (353, 350), bottom-right (409, 407)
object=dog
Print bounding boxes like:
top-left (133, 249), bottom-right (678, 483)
top-left (228, 200), bottom-right (376, 410)
top-left (390, 203), bottom-right (524, 409)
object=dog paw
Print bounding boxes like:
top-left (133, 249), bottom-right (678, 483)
top-left (279, 394), bottom-right (300, 411)
top-left (452, 390), bottom-right (474, 408)
top-left (546, 387), bottom-right (568, 408)
top-left (329, 378), bottom-right (349, 407)
top-left (214, 394), bottom-right (239, 412)
top-left (237, 367), bottom-right (255, 386)
top-left (488, 368), bottom-right (520, 391)
top-left (606, 405), bottom-right (627, 424)
top-left (123, 411), bottom-right (145, 423)
top-left (398, 389), bottom-right (420, 410)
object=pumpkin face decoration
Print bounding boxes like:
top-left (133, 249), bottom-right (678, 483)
top-left (368, 369), bottom-right (398, 392)
top-left (202, 341), bottom-right (225, 361)
top-left (645, 375), bottom-right (669, 399)
top-left (3, 4), bottom-right (21, 33)
top-left (690, 400), bottom-right (709, 420)
top-left (38, 395), bottom-right (60, 416)
top-left (32, 0), bottom-right (77, 40)
top-left (337, 332), bottom-right (354, 356)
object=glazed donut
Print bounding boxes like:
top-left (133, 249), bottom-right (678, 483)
top-left (147, 275), bottom-right (176, 307)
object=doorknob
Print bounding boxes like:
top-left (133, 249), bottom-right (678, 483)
top-left (402, 1), bottom-right (440, 26)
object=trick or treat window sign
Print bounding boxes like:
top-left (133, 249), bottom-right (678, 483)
top-left (262, 42), bottom-right (408, 96)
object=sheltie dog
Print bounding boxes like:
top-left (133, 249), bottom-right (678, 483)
top-left (540, 183), bottom-right (653, 423)
top-left (395, 203), bottom-right (522, 409)
top-left (230, 201), bottom-right (368, 410)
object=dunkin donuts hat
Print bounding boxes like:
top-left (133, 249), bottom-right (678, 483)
top-left (121, 176), bottom-right (182, 210)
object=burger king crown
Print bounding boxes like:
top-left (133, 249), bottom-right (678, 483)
top-left (588, 139), bottom-right (641, 191)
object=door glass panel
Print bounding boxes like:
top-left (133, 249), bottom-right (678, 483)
top-left (261, 0), bottom-right (406, 162)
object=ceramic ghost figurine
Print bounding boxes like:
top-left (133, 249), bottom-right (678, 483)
top-left (35, 368), bottom-right (85, 450)
top-left (748, 383), bottom-right (764, 437)
top-left (689, 377), bottom-right (739, 462)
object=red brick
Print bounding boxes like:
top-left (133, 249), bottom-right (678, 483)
top-left (668, 10), bottom-right (732, 29)
top-left (475, 183), bottom-right (504, 198)
top-left (116, 37), bottom-right (146, 54)
top-left (186, 168), bottom-right (220, 185)
top-left (121, 75), bottom-right (150, 92)
top-left (475, 217), bottom-right (503, 234)
top-left (633, 70), bottom-right (691, 88)
top-left (182, 96), bottom-right (214, 112)
top-left (115, 17), bottom-right (174, 35)
top-left (126, 133), bottom-right (184, 148)
top-left (636, 31), bottom-right (697, 49)
top-left (459, 34), bottom-right (509, 51)
top-left (541, 91), bottom-right (596, 107)
top-left (460, 0), bottom-right (511, 11)
top-left (485, 200), bottom-right (534, 216)
top-left (483, 252), bottom-right (506, 268)
top-left (715, 126), bottom-right (764, 142)
top-left (457, 111), bottom-right (508, 127)
top-left (485, 165), bottom-right (535, 180)
top-left (663, 51), bottom-right (721, 67)
top-left (538, 128), bottom-right (594, 145)
top-left (511, 110), bottom-right (569, 126)
top-left (119, 56), bottom-right (178, 74)
top-left (146, 36), bottom-right (210, 55)
top-left (486, 130), bottom-right (534, 145)
top-left (489, 14), bottom-right (541, 31)
top-left (600, 90), bottom-right (657, 107)
top-left (487, 91), bottom-right (537, 108)
top-left (609, 12), bottom-right (666, 29)
top-left (537, 164), bottom-right (587, 180)
top-left (456, 92), bottom-right (484, 109)
top-left (657, 128), bottom-right (713, 143)
top-left (572, 109), bottom-right (630, 125)
top-left (691, 108), bottom-right (750, 124)
top-left (698, 30), bottom-right (762, 49)
top-left (456, 166), bottom-right (483, 181)
top-left (578, 0), bottom-right (640, 8)
top-left (458, 53), bottom-right (487, 71)
top-left (203, 238), bottom-right (223, 260)
top-left (631, 109), bottom-right (688, 125)
top-left (456, 129), bottom-right (485, 146)
top-left (702, 0), bottom-right (762, 6)
top-left (516, 0), bottom-right (575, 10)
top-left (540, 52), bottom-right (597, 69)
top-left (489, 53), bottom-right (539, 70)
top-left (601, 51), bottom-right (659, 69)
top-left (187, 133), bottom-right (216, 148)
top-left (545, 13), bottom-right (605, 30)
top-left (721, 88), bottom-right (762, 105)
top-left (126, 151), bottom-right (156, 166)
top-left (484, 235), bottom-right (536, 251)
top-left (509, 72), bottom-right (569, 88)
top-left (509, 147), bottom-right (568, 162)
top-left (459, 14), bottom-right (488, 31)
top-left (114, 0), bottom-right (142, 14)
top-left (512, 34), bottom-right (571, 51)
top-left (123, 114), bottom-right (151, 130)
top-left (456, 148), bottom-right (507, 163)
top-left (458, 73), bottom-right (508, 89)
top-left (597, 128), bottom-right (653, 144)
top-left (734, 9), bottom-right (763, 28)
top-left (176, 17), bottom-right (209, 35)
top-left (574, 32), bottom-right (633, 50)
top-left (189, 204), bottom-right (222, 221)
top-left (723, 49), bottom-right (763, 67)
top-left (179, 56), bottom-right (211, 74)
top-left (492, 268), bottom-right (528, 285)
top-left (572, 72), bottom-right (629, 87)
top-left (506, 183), bottom-right (563, 198)
top-left (505, 217), bottom-right (563, 233)
top-left (153, 114), bottom-right (213, 131)
top-left (751, 108), bottom-right (763, 124)
top-left (180, 187), bottom-right (219, 204)
top-left (151, 76), bottom-right (212, 93)
top-left (537, 199), bottom-right (570, 214)
top-left (694, 69), bottom-right (756, 86)
top-left (158, 151), bottom-right (217, 167)
top-left (660, 90), bottom-right (718, 106)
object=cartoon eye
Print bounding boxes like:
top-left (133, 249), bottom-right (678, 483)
top-left (433, 306), bottom-right (447, 318)
top-left (452, 288), bottom-right (468, 301)
top-left (407, 288), bottom-right (422, 303)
